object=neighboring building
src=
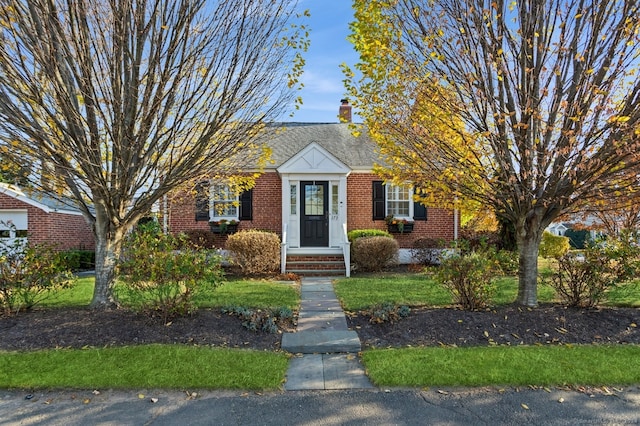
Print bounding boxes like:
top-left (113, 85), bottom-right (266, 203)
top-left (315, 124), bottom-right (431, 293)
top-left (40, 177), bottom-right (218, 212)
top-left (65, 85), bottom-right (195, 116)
top-left (0, 182), bottom-right (94, 250)
top-left (166, 102), bottom-right (458, 276)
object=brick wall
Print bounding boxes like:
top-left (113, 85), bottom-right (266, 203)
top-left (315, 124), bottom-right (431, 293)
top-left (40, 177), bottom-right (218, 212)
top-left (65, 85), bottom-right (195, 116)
top-left (167, 172), bottom-right (282, 248)
top-left (166, 172), bottom-right (457, 249)
top-left (0, 193), bottom-right (95, 250)
top-left (346, 173), bottom-right (457, 248)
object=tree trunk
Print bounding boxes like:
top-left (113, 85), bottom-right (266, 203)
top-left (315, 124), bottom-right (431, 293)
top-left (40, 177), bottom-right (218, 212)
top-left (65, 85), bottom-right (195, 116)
top-left (90, 212), bottom-right (124, 309)
top-left (516, 229), bottom-right (543, 307)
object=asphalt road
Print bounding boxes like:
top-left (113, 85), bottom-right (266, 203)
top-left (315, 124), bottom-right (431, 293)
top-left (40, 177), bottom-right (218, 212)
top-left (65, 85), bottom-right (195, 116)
top-left (2, 386), bottom-right (639, 425)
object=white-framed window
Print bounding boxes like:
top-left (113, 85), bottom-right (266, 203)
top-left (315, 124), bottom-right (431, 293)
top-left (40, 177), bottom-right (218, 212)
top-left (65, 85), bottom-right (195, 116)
top-left (386, 184), bottom-right (412, 218)
top-left (211, 184), bottom-right (238, 220)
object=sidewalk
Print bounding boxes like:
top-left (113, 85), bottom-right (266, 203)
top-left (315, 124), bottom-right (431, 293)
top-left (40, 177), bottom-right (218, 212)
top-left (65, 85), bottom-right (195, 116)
top-left (281, 277), bottom-right (374, 390)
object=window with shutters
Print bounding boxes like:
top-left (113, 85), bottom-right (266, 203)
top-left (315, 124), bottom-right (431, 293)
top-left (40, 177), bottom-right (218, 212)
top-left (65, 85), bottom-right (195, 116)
top-left (195, 182), bottom-right (252, 222)
top-left (372, 181), bottom-right (427, 221)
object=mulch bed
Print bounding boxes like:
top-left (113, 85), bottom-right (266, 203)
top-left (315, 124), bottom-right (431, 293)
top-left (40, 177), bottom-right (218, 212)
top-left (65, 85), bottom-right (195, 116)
top-left (1, 304), bottom-right (638, 351)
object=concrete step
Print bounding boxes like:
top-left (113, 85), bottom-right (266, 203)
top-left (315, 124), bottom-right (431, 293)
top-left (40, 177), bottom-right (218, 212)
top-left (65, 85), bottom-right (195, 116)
top-left (284, 354), bottom-right (373, 390)
top-left (281, 330), bottom-right (361, 354)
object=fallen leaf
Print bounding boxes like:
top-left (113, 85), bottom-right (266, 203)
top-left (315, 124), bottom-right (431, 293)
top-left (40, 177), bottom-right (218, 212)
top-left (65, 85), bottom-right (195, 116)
top-left (44, 399), bottom-right (53, 405)
top-left (558, 397), bottom-right (564, 403)
top-left (521, 403), bottom-right (529, 410)
top-left (437, 389), bottom-right (449, 395)
top-left (138, 394), bottom-right (145, 399)
top-left (83, 399), bottom-right (91, 404)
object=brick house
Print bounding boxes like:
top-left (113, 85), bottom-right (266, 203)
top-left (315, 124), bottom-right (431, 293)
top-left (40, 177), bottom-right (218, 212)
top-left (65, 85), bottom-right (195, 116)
top-left (167, 103), bottom-right (458, 275)
top-left (0, 182), bottom-right (94, 251)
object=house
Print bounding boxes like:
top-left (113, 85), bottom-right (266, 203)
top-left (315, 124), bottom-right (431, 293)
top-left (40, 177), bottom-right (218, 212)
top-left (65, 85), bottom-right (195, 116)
top-left (166, 102), bottom-right (458, 275)
top-left (0, 182), bottom-right (94, 250)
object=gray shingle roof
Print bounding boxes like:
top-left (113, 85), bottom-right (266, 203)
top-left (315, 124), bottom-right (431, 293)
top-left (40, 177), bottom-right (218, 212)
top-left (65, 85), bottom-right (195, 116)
top-left (265, 123), bottom-right (379, 170)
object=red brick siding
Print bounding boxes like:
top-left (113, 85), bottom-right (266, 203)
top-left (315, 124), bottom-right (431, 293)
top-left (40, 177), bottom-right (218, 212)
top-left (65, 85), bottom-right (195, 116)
top-left (166, 172), bottom-right (457, 250)
top-left (0, 193), bottom-right (95, 250)
top-left (167, 173), bottom-right (282, 248)
top-left (346, 173), bottom-right (457, 248)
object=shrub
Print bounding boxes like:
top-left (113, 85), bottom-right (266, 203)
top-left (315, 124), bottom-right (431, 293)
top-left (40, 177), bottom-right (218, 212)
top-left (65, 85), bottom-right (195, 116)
top-left (222, 306), bottom-right (294, 333)
top-left (545, 235), bottom-right (640, 307)
top-left (117, 223), bottom-right (223, 322)
top-left (457, 229), bottom-right (502, 251)
top-left (434, 251), bottom-right (497, 310)
top-left (410, 237), bottom-right (445, 266)
top-left (181, 230), bottom-right (217, 249)
top-left (545, 252), bottom-right (613, 308)
top-left (61, 249), bottom-right (95, 271)
top-left (0, 234), bottom-right (75, 315)
top-left (539, 232), bottom-right (571, 259)
top-left (347, 229), bottom-right (393, 242)
top-left (225, 230), bottom-right (281, 276)
top-left (351, 236), bottom-right (399, 272)
top-left (365, 302), bottom-right (411, 324)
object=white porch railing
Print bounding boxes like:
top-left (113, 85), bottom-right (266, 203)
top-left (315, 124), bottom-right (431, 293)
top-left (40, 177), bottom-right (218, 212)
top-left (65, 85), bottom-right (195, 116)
top-left (280, 223), bottom-right (288, 274)
top-left (341, 223), bottom-right (351, 277)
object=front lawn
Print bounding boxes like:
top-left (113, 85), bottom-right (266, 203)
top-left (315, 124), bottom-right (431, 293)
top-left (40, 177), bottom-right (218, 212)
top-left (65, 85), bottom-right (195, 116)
top-left (1, 276), bottom-right (297, 391)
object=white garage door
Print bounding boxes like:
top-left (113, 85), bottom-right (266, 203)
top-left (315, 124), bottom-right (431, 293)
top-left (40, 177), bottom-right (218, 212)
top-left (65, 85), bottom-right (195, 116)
top-left (0, 210), bottom-right (28, 248)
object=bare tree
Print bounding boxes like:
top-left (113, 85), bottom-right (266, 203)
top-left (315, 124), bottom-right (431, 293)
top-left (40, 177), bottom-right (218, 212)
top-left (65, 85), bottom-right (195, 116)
top-left (0, 0), bottom-right (307, 308)
top-left (344, 0), bottom-right (640, 306)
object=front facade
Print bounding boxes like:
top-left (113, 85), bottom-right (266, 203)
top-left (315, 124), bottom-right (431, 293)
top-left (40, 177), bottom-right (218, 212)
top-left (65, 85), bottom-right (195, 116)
top-left (167, 118), bottom-right (458, 275)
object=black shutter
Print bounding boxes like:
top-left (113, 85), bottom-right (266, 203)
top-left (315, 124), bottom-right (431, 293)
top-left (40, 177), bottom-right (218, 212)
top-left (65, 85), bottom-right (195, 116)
top-left (372, 181), bottom-right (386, 220)
top-left (239, 188), bottom-right (253, 221)
top-left (195, 181), bottom-right (210, 221)
top-left (413, 201), bottom-right (427, 221)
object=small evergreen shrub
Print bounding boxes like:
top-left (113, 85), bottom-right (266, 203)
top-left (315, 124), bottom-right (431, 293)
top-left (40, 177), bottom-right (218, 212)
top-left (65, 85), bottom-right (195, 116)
top-left (347, 229), bottom-right (393, 242)
top-left (434, 251), bottom-right (497, 310)
top-left (539, 232), bottom-right (571, 259)
top-left (365, 302), bottom-right (411, 324)
top-left (225, 230), bottom-right (281, 276)
top-left (410, 237), bottom-right (445, 265)
top-left (351, 236), bottom-right (399, 272)
top-left (0, 232), bottom-right (75, 315)
top-left (222, 306), bottom-right (294, 333)
top-left (117, 222), bottom-right (223, 322)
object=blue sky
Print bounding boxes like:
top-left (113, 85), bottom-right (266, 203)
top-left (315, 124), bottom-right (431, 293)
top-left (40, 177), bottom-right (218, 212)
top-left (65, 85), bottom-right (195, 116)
top-left (286, 1), bottom-right (360, 123)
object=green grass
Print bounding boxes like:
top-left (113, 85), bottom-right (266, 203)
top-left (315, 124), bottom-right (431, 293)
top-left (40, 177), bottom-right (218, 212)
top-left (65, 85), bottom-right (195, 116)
top-left (43, 277), bottom-right (299, 310)
top-left (604, 279), bottom-right (640, 307)
top-left (334, 273), bottom-right (451, 310)
top-left (334, 273), bottom-right (557, 310)
top-left (42, 277), bottom-right (95, 308)
top-left (0, 345), bottom-right (288, 390)
top-left (363, 345), bottom-right (640, 387)
top-left (194, 279), bottom-right (299, 309)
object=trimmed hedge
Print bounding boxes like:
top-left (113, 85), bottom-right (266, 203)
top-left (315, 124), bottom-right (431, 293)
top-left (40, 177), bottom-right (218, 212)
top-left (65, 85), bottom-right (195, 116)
top-left (347, 229), bottom-right (393, 242)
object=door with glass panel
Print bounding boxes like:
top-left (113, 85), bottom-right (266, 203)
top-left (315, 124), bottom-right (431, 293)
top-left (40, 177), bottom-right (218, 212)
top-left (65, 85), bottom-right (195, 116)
top-left (300, 181), bottom-right (329, 247)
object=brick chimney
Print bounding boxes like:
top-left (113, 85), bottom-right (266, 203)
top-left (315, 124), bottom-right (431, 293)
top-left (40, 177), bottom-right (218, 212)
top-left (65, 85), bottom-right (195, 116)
top-left (339, 99), bottom-right (352, 123)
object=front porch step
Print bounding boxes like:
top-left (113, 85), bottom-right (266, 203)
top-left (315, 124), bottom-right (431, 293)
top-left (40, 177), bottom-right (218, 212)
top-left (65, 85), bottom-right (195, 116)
top-left (285, 255), bottom-right (346, 276)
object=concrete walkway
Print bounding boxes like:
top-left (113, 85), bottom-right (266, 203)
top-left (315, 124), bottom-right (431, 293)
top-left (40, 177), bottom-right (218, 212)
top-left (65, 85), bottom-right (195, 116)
top-left (281, 277), bottom-right (374, 390)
